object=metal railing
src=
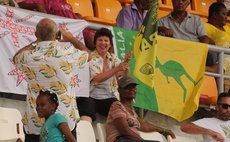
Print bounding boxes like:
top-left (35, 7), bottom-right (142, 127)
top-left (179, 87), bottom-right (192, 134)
top-left (206, 45), bottom-right (230, 93)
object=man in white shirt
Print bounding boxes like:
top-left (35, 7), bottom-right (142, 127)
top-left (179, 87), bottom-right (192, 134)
top-left (181, 92), bottom-right (230, 142)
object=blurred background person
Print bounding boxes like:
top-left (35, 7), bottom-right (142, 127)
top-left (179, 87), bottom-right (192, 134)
top-left (205, 2), bottom-right (230, 91)
top-left (116, 0), bottom-right (153, 31)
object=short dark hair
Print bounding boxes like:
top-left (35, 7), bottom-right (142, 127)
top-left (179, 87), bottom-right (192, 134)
top-left (217, 92), bottom-right (230, 104)
top-left (208, 2), bottom-right (226, 19)
top-left (39, 90), bottom-right (59, 108)
top-left (93, 28), bottom-right (113, 47)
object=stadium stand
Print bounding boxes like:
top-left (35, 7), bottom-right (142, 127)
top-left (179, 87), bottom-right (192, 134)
top-left (66, 0), bottom-right (94, 17)
top-left (0, 1), bottom-right (230, 141)
top-left (65, 0), bottom-right (126, 26)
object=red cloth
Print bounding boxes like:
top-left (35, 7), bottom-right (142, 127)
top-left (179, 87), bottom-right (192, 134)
top-left (43, 0), bottom-right (78, 19)
top-left (18, 0), bottom-right (78, 19)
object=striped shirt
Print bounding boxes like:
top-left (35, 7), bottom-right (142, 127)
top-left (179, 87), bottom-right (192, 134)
top-left (106, 101), bottom-right (140, 142)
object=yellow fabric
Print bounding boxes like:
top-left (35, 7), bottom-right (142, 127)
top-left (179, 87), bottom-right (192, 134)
top-left (133, 26), bottom-right (157, 88)
top-left (155, 36), bottom-right (208, 121)
top-left (205, 23), bottom-right (230, 48)
top-left (133, 0), bottom-right (158, 88)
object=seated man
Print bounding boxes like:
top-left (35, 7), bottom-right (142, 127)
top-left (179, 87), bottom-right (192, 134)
top-left (116, 0), bottom-right (153, 31)
top-left (181, 92), bottom-right (230, 142)
top-left (157, 0), bottom-right (218, 73)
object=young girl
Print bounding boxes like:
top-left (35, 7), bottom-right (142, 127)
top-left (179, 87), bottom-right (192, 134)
top-left (36, 90), bottom-right (77, 142)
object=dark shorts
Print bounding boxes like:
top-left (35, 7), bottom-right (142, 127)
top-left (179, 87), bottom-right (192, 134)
top-left (77, 97), bottom-right (117, 121)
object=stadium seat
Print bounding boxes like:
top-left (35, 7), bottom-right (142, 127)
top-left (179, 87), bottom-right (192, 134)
top-left (94, 0), bottom-right (122, 26)
top-left (66, 0), bottom-right (94, 17)
top-left (76, 120), bottom-right (96, 142)
top-left (96, 123), bottom-right (106, 142)
top-left (199, 76), bottom-right (218, 105)
top-left (167, 135), bottom-right (197, 142)
top-left (66, 0), bottom-right (118, 26)
top-left (0, 107), bottom-right (24, 142)
top-left (158, 9), bottom-right (170, 18)
top-left (139, 131), bottom-right (165, 141)
top-left (191, 0), bottom-right (216, 17)
top-left (118, 0), bottom-right (133, 6)
top-left (159, 0), bottom-right (173, 11)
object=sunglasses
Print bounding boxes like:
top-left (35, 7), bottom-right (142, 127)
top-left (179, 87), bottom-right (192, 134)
top-left (218, 103), bottom-right (230, 109)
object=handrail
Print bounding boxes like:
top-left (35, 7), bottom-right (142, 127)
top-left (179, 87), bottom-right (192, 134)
top-left (207, 45), bottom-right (230, 93)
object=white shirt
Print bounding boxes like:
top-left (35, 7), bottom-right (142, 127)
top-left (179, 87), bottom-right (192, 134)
top-left (193, 117), bottom-right (230, 142)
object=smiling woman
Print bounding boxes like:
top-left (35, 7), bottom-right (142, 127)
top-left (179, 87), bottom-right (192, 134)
top-left (77, 28), bottom-right (132, 123)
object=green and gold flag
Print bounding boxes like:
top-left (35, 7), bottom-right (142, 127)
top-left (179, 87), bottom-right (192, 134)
top-left (113, 27), bottom-right (208, 121)
top-left (112, 0), bottom-right (208, 121)
top-left (133, 0), bottom-right (158, 88)
top-left (155, 36), bottom-right (208, 120)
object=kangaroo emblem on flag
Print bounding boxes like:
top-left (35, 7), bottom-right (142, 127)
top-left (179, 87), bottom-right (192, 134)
top-left (155, 57), bottom-right (202, 102)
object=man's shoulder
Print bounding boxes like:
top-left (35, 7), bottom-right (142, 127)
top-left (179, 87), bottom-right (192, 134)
top-left (119, 3), bottom-right (137, 13)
